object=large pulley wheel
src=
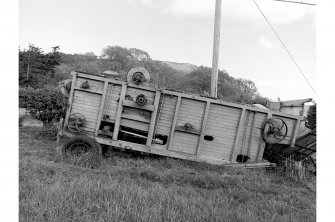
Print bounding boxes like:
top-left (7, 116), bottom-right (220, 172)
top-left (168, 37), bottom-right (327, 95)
top-left (62, 136), bottom-right (102, 157)
top-left (67, 113), bottom-right (86, 133)
top-left (261, 117), bottom-right (288, 143)
top-left (127, 67), bottom-right (150, 85)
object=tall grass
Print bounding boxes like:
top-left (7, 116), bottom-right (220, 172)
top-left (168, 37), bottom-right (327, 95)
top-left (19, 126), bottom-right (316, 222)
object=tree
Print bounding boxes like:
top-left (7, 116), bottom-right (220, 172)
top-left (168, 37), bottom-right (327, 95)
top-left (19, 44), bottom-right (62, 88)
top-left (100, 46), bottom-right (139, 73)
top-left (305, 104), bottom-right (316, 132)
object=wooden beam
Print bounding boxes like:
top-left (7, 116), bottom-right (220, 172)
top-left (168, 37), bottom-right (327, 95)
top-left (146, 90), bottom-right (161, 146)
top-left (63, 72), bottom-right (77, 130)
top-left (246, 112), bottom-right (256, 158)
top-left (257, 112), bottom-right (272, 161)
top-left (95, 81), bottom-right (108, 136)
top-left (167, 96), bottom-right (181, 150)
top-left (196, 101), bottom-right (210, 158)
top-left (290, 119), bottom-right (301, 147)
top-left (211, 0), bottom-right (222, 98)
top-left (73, 86), bottom-right (103, 95)
top-left (112, 84), bottom-right (127, 140)
top-left (231, 108), bottom-right (246, 161)
top-left (240, 111), bottom-right (250, 154)
top-left (122, 100), bottom-right (155, 111)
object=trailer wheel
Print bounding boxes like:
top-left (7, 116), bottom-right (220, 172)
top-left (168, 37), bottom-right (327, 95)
top-left (62, 136), bottom-right (102, 157)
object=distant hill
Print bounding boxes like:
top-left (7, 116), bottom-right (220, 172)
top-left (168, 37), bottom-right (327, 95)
top-left (161, 61), bottom-right (198, 74)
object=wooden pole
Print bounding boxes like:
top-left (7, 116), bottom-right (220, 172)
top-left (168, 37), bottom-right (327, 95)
top-left (211, 0), bottom-right (222, 98)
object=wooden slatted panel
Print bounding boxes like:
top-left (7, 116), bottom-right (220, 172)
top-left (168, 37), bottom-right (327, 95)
top-left (120, 119), bottom-right (149, 132)
top-left (126, 87), bottom-right (155, 105)
top-left (103, 84), bottom-right (122, 119)
top-left (171, 132), bottom-right (199, 155)
top-left (156, 95), bottom-right (177, 135)
top-left (75, 77), bottom-right (104, 92)
top-left (176, 98), bottom-right (206, 131)
top-left (199, 104), bottom-right (241, 161)
top-left (71, 90), bottom-right (101, 132)
top-left (170, 98), bottom-right (206, 155)
top-left (248, 113), bottom-right (267, 161)
top-left (234, 111), bottom-right (257, 159)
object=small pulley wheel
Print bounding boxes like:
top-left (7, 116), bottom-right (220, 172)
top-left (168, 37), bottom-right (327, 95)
top-left (136, 94), bottom-right (147, 106)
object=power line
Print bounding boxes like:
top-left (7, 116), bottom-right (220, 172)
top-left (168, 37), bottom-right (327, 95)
top-left (272, 0), bottom-right (316, 6)
top-left (251, 0), bottom-right (316, 95)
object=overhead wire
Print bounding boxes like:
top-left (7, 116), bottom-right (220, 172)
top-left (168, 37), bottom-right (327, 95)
top-left (272, 0), bottom-right (316, 6)
top-left (251, 0), bottom-right (316, 95)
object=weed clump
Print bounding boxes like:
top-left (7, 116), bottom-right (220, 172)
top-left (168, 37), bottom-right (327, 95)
top-left (33, 125), bottom-right (58, 140)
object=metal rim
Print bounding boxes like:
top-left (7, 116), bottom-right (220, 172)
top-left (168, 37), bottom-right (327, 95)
top-left (261, 118), bottom-right (288, 143)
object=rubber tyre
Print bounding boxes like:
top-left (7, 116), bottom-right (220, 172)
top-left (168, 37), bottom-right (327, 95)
top-left (62, 135), bottom-right (102, 157)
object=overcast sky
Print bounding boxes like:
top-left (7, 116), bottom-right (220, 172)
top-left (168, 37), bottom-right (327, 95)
top-left (19, 0), bottom-right (316, 101)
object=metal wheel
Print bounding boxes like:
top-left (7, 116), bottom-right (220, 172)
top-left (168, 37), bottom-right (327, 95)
top-left (68, 113), bottom-right (86, 132)
top-left (261, 118), bottom-right (288, 143)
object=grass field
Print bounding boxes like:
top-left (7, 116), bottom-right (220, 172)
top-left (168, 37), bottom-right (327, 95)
top-left (19, 127), bottom-right (316, 222)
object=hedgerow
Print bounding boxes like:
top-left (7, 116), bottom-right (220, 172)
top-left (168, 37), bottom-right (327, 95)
top-left (19, 86), bottom-right (67, 125)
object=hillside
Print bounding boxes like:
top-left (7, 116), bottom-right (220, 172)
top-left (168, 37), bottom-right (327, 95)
top-left (161, 61), bottom-right (198, 74)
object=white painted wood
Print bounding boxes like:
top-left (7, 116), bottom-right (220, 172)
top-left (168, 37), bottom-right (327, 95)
top-left (113, 84), bottom-right (127, 140)
top-left (167, 96), bottom-right (181, 150)
top-left (196, 101), bottom-right (210, 158)
top-left (146, 91), bottom-right (161, 146)
top-left (64, 73), bottom-right (77, 130)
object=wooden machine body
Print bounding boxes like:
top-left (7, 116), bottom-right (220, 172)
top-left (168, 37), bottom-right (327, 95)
top-left (63, 71), bottom-right (303, 165)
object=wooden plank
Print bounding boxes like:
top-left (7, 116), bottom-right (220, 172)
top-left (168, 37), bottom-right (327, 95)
top-left (196, 101), bottom-right (210, 158)
top-left (290, 119), bottom-right (301, 147)
top-left (95, 81), bottom-right (108, 136)
top-left (240, 110), bottom-right (251, 156)
top-left (64, 72), bottom-right (77, 130)
top-left (257, 112), bottom-right (272, 161)
top-left (120, 119), bottom-right (149, 131)
top-left (113, 84), bottom-right (127, 140)
top-left (122, 100), bottom-right (155, 111)
top-left (246, 112), bottom-right (256, 158)
top-left (230, 108), bottom-right (246, 162)
top-left (71, 105), bottom-right (100, 114)
top-left (174, 127), bottom-right (201, 135)
top-left (121, 113), bottom-right (151, 123)
top-left (172, 132), bottom-right (199, 155)
top-left (167, 96), bottom-right (181, 150)
top-left (73, 86), bottom-right (103, 94)
top-left (146, 91), bottom-right (161, 146)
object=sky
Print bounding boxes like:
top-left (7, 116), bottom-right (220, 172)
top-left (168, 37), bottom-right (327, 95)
top-left (19, 0), bottom-right (316, 101)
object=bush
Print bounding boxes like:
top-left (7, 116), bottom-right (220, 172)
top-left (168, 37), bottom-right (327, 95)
top-left (19, 86), bottom-right (68, 125)
top-left (305, 104), bottom-right (316, 132)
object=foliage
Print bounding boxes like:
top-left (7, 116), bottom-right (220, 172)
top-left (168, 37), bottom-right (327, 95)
top-left (179, 66), bottom-right (268, 104)
top-left (305, 104), bottom-right (316, 131)
top-left (19, 87), bottom-right (67, 124)
top-left (19, 44), bottom-right (62, 88)
top-left (20, 44), bottom-right (269, 105)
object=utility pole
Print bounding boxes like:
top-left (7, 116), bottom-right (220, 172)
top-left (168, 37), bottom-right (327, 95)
top-left (211, 0), bottom-right (222, 98)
